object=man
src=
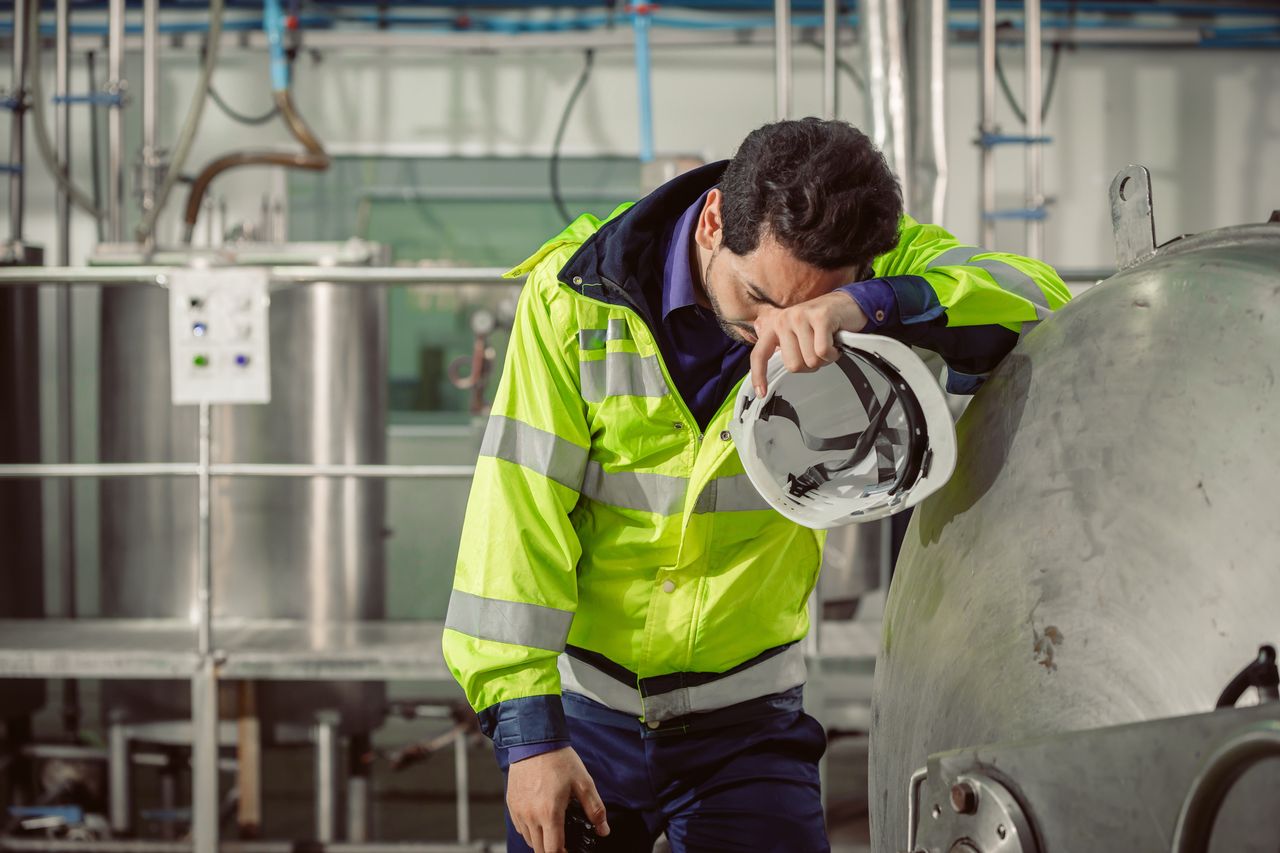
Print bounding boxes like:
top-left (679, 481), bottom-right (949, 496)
top-left (443, 118), bottom-right (1069, 852)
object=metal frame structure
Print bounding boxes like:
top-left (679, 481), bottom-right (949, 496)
top-left (0, 266), bottom-right (517, 853)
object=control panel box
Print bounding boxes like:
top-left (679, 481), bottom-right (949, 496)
top-left (168, 267), bottom-right (271, 405)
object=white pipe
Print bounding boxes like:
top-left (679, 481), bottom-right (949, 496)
top-left (884, 0), bottom-right (910, 205)
top-left (822, 0), bottom-right (837, 119)
top-left (106, 0), bottom-right (125, 242)
top-left (979, 0), bottom-right (996, 246)
top-left (862, 0), bottom-right (888, 153)
top-left (774, 0), bottom-right (792, 119)
top-left (1025, 0), bottom-right (1045, 256)
top-left (141, 0), bottom-right (159, 241)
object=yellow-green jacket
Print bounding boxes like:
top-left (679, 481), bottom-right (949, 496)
top-left (443, 162), bottom-right (1069, 748)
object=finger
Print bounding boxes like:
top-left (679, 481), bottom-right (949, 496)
top-left (777, 324), bottom-right (806, 374)
top-left (795, 316), bottom-right (825, 370)
top-left (813, 317), bottom-right (839, 365)
top-left (540, 814), bottom-right (565, 853)
top-left (512, 816), bottom-right (535, 852)
top-left (573, 778), bottom-right (611, 836)
top-left (750, 324), bottom-right (779, 398)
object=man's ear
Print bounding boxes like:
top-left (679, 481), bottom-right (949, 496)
top-left (694, 188), bottom-right (723, 253)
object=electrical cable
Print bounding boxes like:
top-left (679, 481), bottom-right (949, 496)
top-left (87, 50), bottom-right (104, 242)
top-left (994, 34), bottom-right (1063, 124)
top-left (209, 83), bottom-right (280, 125)
top-left (135, 0), bottom-right (227, 244)
top-left (24, 0), bottom-right (104, 223)
top-left (800, 34), bottom-right (866, 106)
top-left (549, 48), bottom-right (595, 227)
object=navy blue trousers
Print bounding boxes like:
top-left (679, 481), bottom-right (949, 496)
top-left (497, 692), bottom-right (830, 852)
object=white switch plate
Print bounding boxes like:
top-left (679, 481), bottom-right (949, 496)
top-left (168, 267), bottom-right (271, 405)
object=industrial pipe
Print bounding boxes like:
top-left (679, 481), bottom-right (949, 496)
top-left (1169, 721), bottom-right (1280, 853)
top-left (9, 0), bottom-right (28, 242)
top-left (140, 0), bottom-right (159, 238)
top-left (822, 0), bottom-right (836, 118)
top-left (979, 0), bottom-right (997, 246)
top-left (179, 90), bottom-right (330, 245)
top-left (179, 0), bottom-right (330, 242)
top-left (1024, 0), bottom-right (1045, 255)
top-left (106, 0), bottom-right (124, 241)
top-left (24, 0), bottom-right (103, 222)
top-left (774, 0), bottom-right (791, 119)
top-left (133, 0), bottom-right (226, 245)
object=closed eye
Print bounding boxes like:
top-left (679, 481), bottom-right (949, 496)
top-left (744, 283), bottom-right (782, 309)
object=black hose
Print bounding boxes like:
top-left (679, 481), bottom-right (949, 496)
top-left (549, 49), bottom-right (595, 227)
top-left (994, 29), bottom-right (1064, 125)
top-left (209, 85), bottom-right (280, 126)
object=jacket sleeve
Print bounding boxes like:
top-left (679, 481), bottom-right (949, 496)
top-left (842, 215), bottom-right (1071, 393)
top-left (442, 259), bottom-right (590, 750)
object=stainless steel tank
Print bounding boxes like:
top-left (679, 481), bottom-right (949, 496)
top-left (0, 244), bottom-right (46, 720)
top-left (869, 221), bottom-right (1280, 851)
top-left (98, 243), bottom-right (387, 734)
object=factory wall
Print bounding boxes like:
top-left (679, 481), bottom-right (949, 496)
top-left (7, 35), bottom-right (1279, 621)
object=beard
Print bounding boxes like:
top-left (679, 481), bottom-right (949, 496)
top-left (701, 248), bottom-right (756, 345)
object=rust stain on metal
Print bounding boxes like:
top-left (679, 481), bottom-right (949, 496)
top-left (1032, 624), bottom-right (1064, 672)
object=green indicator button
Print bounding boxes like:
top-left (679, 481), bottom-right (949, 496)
top-left (193, 354), bottom-right (210, 368)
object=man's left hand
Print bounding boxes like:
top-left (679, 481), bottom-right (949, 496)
top-left (749, 290), bottom-right (869, 397)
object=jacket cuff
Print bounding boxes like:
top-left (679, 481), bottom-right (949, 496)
top-left (506, 740), bottom-right (572, 764)
top-left (839, 279), bottom-right (899, 330)
top-left (882, 274), bottom-right (946, 325)
top-left (476, 694), bottom-right (570, 749)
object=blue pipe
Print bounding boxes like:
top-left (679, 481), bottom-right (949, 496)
top-left (634, 8), bottom-right (654, 164)
top-left (983, 207), bottom-right (1049, 221)
top-left (263, 0), bottom-right (290, 90)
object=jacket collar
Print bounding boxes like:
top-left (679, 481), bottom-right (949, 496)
top-left (558, 160), bottom-right (729, 330)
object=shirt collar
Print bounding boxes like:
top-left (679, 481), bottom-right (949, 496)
top-left (661, 188), bottom-right (712, 322)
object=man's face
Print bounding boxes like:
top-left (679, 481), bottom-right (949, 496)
top-left (693, 190), bottom-right (857, 345)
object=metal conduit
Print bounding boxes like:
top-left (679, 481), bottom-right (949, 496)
top-left (9, 0), bottom-right (28, 242)
top-left (180, 90), bottom-right (330, 243)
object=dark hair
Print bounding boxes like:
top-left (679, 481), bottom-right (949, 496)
top-left (719, 118), bottom-right (903, 271)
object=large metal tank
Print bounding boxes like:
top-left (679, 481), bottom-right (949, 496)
top-left (870, 220), bottom-right (1280, 851)
top-left (0, 243), bottom-right (46, 721)
top-left (98, 243), bottom-right (387, 734)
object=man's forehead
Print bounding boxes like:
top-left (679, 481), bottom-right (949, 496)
top-left (732, 235), bottom-right (854, 302)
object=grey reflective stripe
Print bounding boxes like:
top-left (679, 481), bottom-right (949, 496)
top-left (967, 258), bottom-right (1052, 319)
top-left (580, 461), bottom-right (686, 515)
top-left (925, 246), bottom-right (980, 269)
top-left (479, 415), bottom-right (588, 492)
top-left (577, 319), bottom-right (631, 351)
top-left (445, 590), bottom-right (574, 652)
top-left (607, 318), bottom-right (630, 341)
top-left (578, 329), bottom-right (607, 351)
top-left (559, 645), bottom-right (808, 722)
top-left (692, 474), bottom-right (774, 514)
top-left (926, 248), bottom-right (1053, 327)
top-left (558, 655), bottom-right (643, 715)
top-left (643, 644), bottom-right (808, 721)
top-left (580, 353), bottom-right (670, 403)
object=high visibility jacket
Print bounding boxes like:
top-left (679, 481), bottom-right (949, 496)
top-left (443, 162), bottom-right (1070, 749)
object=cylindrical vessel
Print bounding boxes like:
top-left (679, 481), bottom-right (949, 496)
top-left (870, 223), bottom-right (1280, 851)
top-left (99, 249), bottom-right (388, 735)
top-left (0, 254), bottom-right (47, 720)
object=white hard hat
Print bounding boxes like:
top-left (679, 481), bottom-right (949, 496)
top-left (729, 332), bottom-right (958, 529)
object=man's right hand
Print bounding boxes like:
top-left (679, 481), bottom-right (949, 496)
top-left (506, 746), bottom-right (610, 853)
